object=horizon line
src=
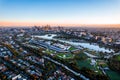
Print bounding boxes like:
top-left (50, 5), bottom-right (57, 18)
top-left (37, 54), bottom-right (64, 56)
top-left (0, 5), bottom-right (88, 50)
top-left (0, 21), bottom-right (120, 28)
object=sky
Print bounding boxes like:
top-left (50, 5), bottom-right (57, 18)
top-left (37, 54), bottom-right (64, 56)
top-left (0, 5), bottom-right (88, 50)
top-left (0, 0), bottom-right (120, 27)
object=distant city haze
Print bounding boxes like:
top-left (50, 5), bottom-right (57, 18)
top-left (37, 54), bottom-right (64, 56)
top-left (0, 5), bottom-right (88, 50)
top-left (0, 0), bottom-right (120, 27)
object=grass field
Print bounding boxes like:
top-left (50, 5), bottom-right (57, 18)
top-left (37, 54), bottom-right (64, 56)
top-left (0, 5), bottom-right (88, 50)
top-left (117, 55), bottom-right (120, 61)
top-left (77, 59), bottom-right (102, 74)
top-left (45, 49), bottom-right (55, 54)
top-left (69, 46), bottom-right (77, 51)
top-left (44, 49), bottom-right (74, 59)
top-left (105, 70), bottom-right (120, 80)
top-left (76, 59), bottom-right (93, 69)
top-left (57, 53), bottom-right (74, 59)
top-left (76, 53), bottom-right (102, 74)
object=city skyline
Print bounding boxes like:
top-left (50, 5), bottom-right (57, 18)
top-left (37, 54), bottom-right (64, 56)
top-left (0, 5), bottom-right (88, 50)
top-left (0, 0), bottom-right (120, 27)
